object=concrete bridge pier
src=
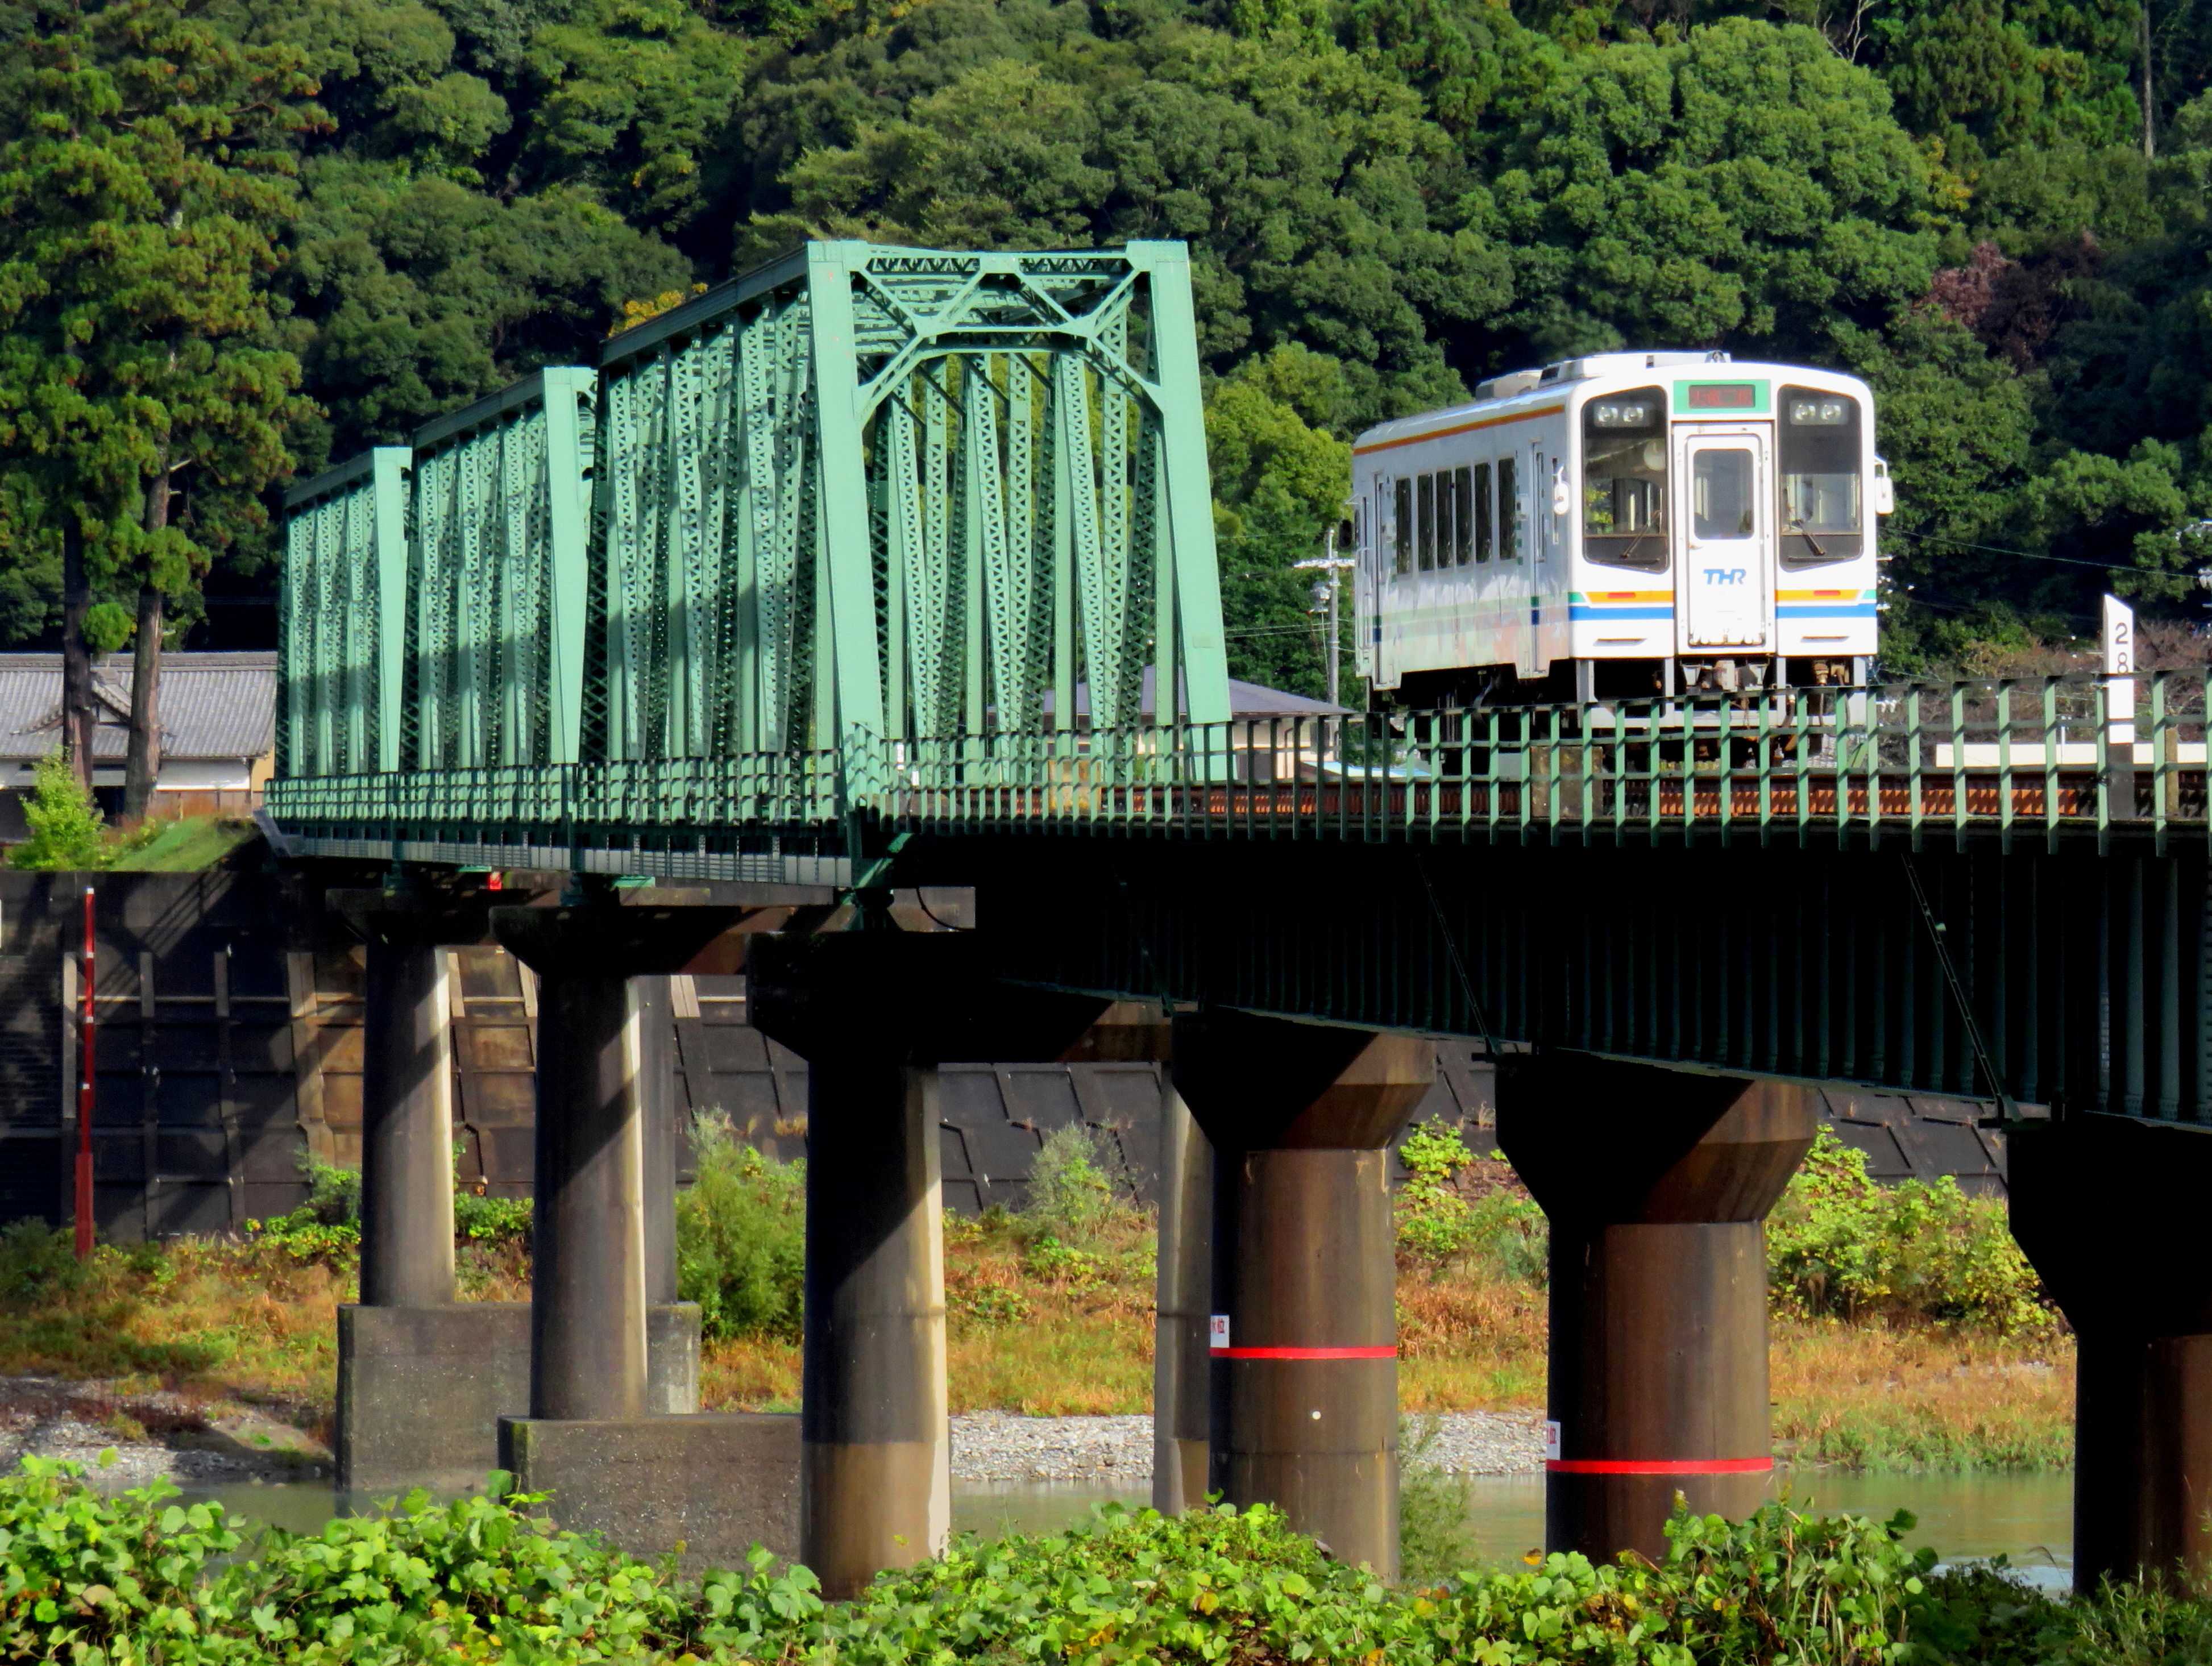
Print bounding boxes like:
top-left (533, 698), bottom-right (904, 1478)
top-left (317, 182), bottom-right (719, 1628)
top-left (492, 901), bottom-right (797, 1565)
top-left (329, 884), bottom-right (486, 1491)
top-left (748, 928), bottom-right (1105, 1599)
top-left (1499, 1057), bottom-right (1816, 1564)
top-left (2011, 1115), bottom-right (2212, 1589)
top-left (1172, 1012), bottom-right (1436, 1580)
top-left (1152, 1078), bottom-right (1213, 1514)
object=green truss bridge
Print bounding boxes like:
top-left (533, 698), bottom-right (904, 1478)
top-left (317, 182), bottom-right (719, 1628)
top-left (270, 239), bottom-right (2210, 1120)
top-left (267, 241), bottom-right (2212, 1592)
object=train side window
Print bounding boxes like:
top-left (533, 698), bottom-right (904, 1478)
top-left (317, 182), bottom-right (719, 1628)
top-left (1435, 470), bottom-right (1456, 568)
top-left (1453, 468), bottom-right (1474, 565)
top-left (1417, 473), bottom-right (1437, 571)
top-left (1498, 456), bottom-right (1520, 559)
top-left (1394, 478), bottom-right (1412, 576)
top-left (1474, 462), bottom-right (1492, 562)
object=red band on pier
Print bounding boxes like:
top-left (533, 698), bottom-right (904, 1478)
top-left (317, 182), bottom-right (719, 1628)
top-left (1545, 1457), bottom-right (1774, 1476)
top-left (1209, 1345), bottom-right (1398, 1360)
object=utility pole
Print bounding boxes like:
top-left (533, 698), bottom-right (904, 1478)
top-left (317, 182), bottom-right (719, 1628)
top-left (1294, 527), bottom-right (1356, 708)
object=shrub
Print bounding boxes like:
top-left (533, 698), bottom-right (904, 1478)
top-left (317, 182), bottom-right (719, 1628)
top-left (1396, 1119), bottom-right (1480, 1264)
top-left (242, 1157), bottom-right (362, 1264)
top-left (454, 1187), bottom-right (532, 1248)
top-left (1398, 1414), bottom-right (1477, 1586)
top-left (1767, 1128), bottom-right (2055, 1337)
top-left (1395, 1122), bottom-right (1549, 1282)
top-left (1021, 1121), bottom-right (1124, 1247)
top-left (0, 1219), bottom-right (84, 1303)
top-left (8, 750), bottom-right (106, 871)
top-left (676, 1110), bottom-right (806, 1342)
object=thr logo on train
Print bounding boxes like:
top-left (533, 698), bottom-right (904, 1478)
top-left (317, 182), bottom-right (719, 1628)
top-left (1703, 568), bottom-right (1749, 587)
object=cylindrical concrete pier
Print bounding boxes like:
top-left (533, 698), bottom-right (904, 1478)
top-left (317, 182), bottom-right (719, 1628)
top-left (1152, 1078), bottom-right (1212, 1514)
top-left (1210, 1146), bottom-right (1398, 1565)
top-left (801, 1054), bottom-right (949, 1598)
top-left (529, 970), bottom-right (650, 1422)
top-left (1172, 1013), bottom-right (1434, 1580)
top-left (636, 975), bottom-right (680, 1308)
top-left (496, 903), bottom-right (740, 1428)
top-left (2011, 1115), bottom-right (2212, 1589)
top-left (1499, 1060), bottom-right (1815, 1563)
top-left (358, 938), bottom-right (456, 1308)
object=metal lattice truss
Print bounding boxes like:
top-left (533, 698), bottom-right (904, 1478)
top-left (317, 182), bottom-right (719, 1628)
top-left (590, 241), bottom-right (1229, 759)
top-left (408, 369), bottom-right (595, 771)
top-left (279, 447), bottom-right (409, 779)
top-left (270, 241), bottom-right (1232, 856)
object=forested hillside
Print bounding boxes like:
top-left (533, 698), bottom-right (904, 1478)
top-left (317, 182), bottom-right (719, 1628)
top-left (7, 0), bottom-right (2212, 709)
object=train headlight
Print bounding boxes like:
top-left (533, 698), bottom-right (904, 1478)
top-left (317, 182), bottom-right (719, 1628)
top-left (1592, 401), bottom-right (1653, 427)
top-left (1787, 397), bottom-right (1850, 426)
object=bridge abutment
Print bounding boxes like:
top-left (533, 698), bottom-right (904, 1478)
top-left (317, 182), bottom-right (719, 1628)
top-left (1500, 1057), bottom-right (1815, 1564)
top-left (2011, 1115), bottom-right (2212, 1589)
top-left (1172, 1012), bottom-right (1435, 1580)
top-left (748, 928), bottom-right (1105, 1598)
top-left (492, 902), bottom-right (795, 1567)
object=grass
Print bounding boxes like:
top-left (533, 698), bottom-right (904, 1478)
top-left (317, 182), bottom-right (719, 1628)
top-left (698, 1231), bottom-right (2074, 1473)
top-left (0, 1228), bottom-right (528, 1445)
top-left (0, 1206), bottom-right (2077, 1473)
top-left (106, 815), bottom-right (260, 871)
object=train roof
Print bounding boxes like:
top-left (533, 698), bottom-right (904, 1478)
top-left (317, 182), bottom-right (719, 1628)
top-left (1351, 353), bottom-right (1871, 456)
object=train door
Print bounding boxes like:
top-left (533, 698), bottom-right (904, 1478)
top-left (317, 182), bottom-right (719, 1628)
top-left (1674, 426), bottom-right (1773, 653)
top-left (1354, 479), bottom-right (1383, 687)
top-left (1532, 441), bottom-right (1571, 676)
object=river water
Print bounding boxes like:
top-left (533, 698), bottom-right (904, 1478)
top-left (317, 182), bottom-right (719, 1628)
top-left (179, 1469), bottom-right (2076, 1587)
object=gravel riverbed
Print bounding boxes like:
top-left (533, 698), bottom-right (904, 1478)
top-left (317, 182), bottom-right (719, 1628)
top-left (0, 1375), bottom-right (329, 1489)
top-left (1, 1374), bottom-right (1543, 1493)
top-left (949, 1410), bottom-right (1547, 1485)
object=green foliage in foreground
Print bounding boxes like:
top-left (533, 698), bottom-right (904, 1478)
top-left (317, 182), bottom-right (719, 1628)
top-left (1, 1455), bottom-right (2197, 1665)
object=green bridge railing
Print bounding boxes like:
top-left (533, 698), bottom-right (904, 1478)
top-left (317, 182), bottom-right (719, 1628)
top-left (266, 671), bottom-right (2212, 870)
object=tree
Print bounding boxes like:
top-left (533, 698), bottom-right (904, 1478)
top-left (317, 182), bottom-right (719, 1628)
top-left (0, 0), bottom-right (319, 814)
top-left (741, 1), bottom-right (1509, 422)
top-left (1206, 346), bottom-right (1358, 696)
top-left (1462, 20), bottom-right (1941, 369)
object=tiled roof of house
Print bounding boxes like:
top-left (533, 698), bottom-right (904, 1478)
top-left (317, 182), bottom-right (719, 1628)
top-left (0, 653), bottom-right (276, 763)
top-left (1041, 666), bottom-right (1346, 723)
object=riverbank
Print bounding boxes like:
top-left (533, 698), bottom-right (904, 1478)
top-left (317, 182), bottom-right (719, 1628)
top-left (0, 1222), bottom-right (2073, 1478)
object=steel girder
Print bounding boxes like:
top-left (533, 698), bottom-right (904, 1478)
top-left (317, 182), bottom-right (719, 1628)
top-left (962, 836), bottom-right (2212, 1116)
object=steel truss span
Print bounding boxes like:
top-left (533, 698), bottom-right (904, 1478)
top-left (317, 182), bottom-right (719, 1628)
top-left (275, 239), bottom-right (1231, 808)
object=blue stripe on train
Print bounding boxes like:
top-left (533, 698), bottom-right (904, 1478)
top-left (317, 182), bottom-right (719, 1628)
top-left (1777, 604), bottom-right (1877, 618)
top-left (1567, 605), bottom-right (1673, 621)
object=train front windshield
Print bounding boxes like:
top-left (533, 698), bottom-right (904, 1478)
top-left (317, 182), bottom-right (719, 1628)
top-left (1581, 388), bottom-right (1667, 571)
top-left (1778, 387), bottom-right (1864, 566)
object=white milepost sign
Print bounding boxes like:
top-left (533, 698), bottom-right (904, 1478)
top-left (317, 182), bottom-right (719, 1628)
top-left (2103, 593), bottom-right (2136, 747)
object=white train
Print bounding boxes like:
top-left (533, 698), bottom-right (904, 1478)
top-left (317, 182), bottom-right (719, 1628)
top-left (1351, 352), bottom-right (1890, 706)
